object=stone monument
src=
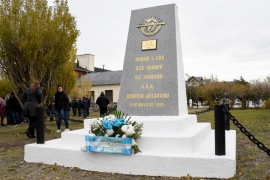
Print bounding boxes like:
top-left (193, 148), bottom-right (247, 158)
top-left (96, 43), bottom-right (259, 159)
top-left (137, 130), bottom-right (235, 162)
top-left (24, 4), bottom-right (236, 178)
top-left (118, 4), bottom-right (187, 117)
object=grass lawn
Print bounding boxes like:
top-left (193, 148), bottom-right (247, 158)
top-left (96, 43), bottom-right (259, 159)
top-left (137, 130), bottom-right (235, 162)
top-left (197, 108), bottom-right (270, 179)
top-left (0, 109), bottom-right (269, 179)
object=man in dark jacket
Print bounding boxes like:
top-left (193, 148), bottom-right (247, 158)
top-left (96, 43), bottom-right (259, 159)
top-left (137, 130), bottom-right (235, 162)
top-left (77, 98), bottom-right (82, 116)
top-left (96, 91), bottom-right (110, 117)
top-left (54, 85), bottom-right (70, 133)
top-left (82, 97), bottom-right (89, 118)
top-left (7, 92), bottom-right (20, 126)
top-left (85, 95), bottom-right (91, 116)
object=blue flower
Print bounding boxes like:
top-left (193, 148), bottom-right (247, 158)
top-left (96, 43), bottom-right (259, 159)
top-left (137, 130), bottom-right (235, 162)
top-left (113, 119), bottom-right (126, 127)
top-left (102, 120), bottom-right (113, 129)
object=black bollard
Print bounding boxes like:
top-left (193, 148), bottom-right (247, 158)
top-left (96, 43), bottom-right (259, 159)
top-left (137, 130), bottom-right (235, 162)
top-left (36, 107), bottom-right (45, 144)
top-left (215, 105), bottom-right (226, 155)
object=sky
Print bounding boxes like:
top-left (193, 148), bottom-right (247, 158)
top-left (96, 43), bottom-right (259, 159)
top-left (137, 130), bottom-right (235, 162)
top-left (48, 0), bottom-right (270, 82)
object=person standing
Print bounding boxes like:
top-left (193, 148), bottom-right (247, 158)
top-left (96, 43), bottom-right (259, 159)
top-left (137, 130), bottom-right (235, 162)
top-left (4, 94), bottom-right (11, 125)
top-left (0, 97), bottom-right (6, 126)
top-left (96, 91), bottom-right (110, 117)
top-left (7, 92), bottom-right (20, 127)
top-left (71, 98), bottom-right (78, 116)
top-left (54, 85), bottom-right (70, 133)
top-left (85, 95), bottom-right (91, 116)
top-left (82, 97), bottom-right (88, 118)
top-left (47, 100), bottom-right (55, 121)
top-left (77, 98), bottom-right (82, 116)
top-left (66, 99), bottom-right (71, 120)
top-left (23, 80), bottom-right (43, 138)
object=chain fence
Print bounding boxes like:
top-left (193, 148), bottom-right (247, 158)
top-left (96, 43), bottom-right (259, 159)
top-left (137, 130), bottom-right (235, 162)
top-left (189, 105), bottom-right (270, 156)
top-left (222, 105), bottom-right (270, 156)
top-left (69, 105), bottom-right (270, 156)
top-left (188, 107), bottom-right (213, 115)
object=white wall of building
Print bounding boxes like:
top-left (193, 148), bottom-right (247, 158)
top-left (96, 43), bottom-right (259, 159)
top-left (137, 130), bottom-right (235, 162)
top-left (91, 84), bottom-right (120, 103)
top-left (77, 54), bottom-right (94, 71)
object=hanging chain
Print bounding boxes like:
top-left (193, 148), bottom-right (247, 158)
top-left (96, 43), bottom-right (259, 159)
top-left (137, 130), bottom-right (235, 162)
top-left (69, 105), bottom-right (270, 156)
top-left (222, 105), bottom-right (270, 156)
top-left (189, 107), bottom-right (213, 115)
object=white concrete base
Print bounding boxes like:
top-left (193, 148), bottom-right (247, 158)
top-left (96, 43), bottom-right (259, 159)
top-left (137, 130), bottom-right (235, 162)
top-left (24, 117), bottom-right (236, 178)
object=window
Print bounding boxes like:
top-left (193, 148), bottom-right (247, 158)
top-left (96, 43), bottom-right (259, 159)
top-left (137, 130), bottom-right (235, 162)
top-left (91, 91), bottom-right (94, 102)
top-left (105, 90), bottom-right (113, 102)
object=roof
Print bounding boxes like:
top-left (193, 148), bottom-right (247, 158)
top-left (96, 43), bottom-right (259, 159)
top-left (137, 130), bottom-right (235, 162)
top-left (74, 64), bottom-right (110, 73)
top-left (79, 70), bottom-right (122, 85)
top-left (186, 76), bottom-right (203, 82)
top-left (94, 67), bottom-right (110, 72)
top-left (74, 63), bottom-right (91, 73)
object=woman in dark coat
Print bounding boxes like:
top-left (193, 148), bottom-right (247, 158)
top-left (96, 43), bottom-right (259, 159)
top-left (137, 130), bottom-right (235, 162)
top-left (23, 80), bottom-right (43, 138)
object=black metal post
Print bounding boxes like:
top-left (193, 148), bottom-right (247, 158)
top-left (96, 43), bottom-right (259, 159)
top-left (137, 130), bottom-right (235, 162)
top-left (36, 107), bottom-right (45, 144)
top-left (215, 105), bottom-right (226, 155)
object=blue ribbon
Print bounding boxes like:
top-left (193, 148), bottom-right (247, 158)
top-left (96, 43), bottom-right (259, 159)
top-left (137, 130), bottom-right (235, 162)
top-left (85, 135), bottom-right (132, 144)
top-left (85, 135), bottom-right (133, 155)
top-left (85, 146), bottom-right (132, 155)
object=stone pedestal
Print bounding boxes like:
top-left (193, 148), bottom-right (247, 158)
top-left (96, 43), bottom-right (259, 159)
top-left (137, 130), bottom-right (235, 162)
top-left (24, 117), bottom-right (236, 178)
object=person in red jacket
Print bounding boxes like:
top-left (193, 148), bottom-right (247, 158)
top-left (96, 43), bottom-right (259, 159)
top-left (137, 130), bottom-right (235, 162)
top-left (0, 97), bottom-right (6, 126)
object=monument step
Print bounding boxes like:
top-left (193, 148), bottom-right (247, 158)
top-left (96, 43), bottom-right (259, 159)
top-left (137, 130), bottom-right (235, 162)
top-left (24, 130), bottom-right (236, 178)
top-left (59, 121), bottom-right (211, 154)
top-left (83, 115), bottom-right (199, 136)
top-left (138, 123), bottom-right (211, 153)
top-left (60, 129), bottom-right (89, 147)
top-left (134, 115), bottom-right (198, 135)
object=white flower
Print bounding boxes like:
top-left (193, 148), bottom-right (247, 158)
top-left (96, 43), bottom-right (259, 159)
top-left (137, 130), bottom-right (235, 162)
top-left (132, 139), bottom-right (137, 146)
top-left (80, 146), bottom-right (86, 152)
top-left (96, 119), bottom-right (102, 125)
top-left (115, 134), bottom-right (120, 138)
top-left (123, 124), bottom-right (135, 136)
top-left (104, 134), bottom-right (109, 137)
top-left (122, 134), bottom-right (127, 138)
top-left (108, 115), bottom-right (115, 120)
top-left (106, 129), bottom-right (114, 136)
top-left (121, 124), bottom-right (135, 135)
top-left (121, 125), bottom-right (128, 132)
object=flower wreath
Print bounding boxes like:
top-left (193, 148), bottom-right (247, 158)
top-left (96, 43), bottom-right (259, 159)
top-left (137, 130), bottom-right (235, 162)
top-left (90, 111), bottom-right (143, 154)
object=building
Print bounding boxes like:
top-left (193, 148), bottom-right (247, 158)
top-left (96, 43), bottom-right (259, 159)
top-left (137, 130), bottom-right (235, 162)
top-left (185, 76), bottom-right (207, 87)
top-left (74, 61), bottom-right (90, 78)
top-left (75, 54), bottom-right (120, 103)
top-left (74, 54), bottom-right (110, 78)
top-left (77, 71), bottom-right (121, 103)
top-left (77, 54), bottom-right (94, 72)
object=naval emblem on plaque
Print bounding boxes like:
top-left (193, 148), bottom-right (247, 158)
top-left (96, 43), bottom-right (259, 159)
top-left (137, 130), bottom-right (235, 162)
top-left (137, 16), bottom-right (165, 37)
